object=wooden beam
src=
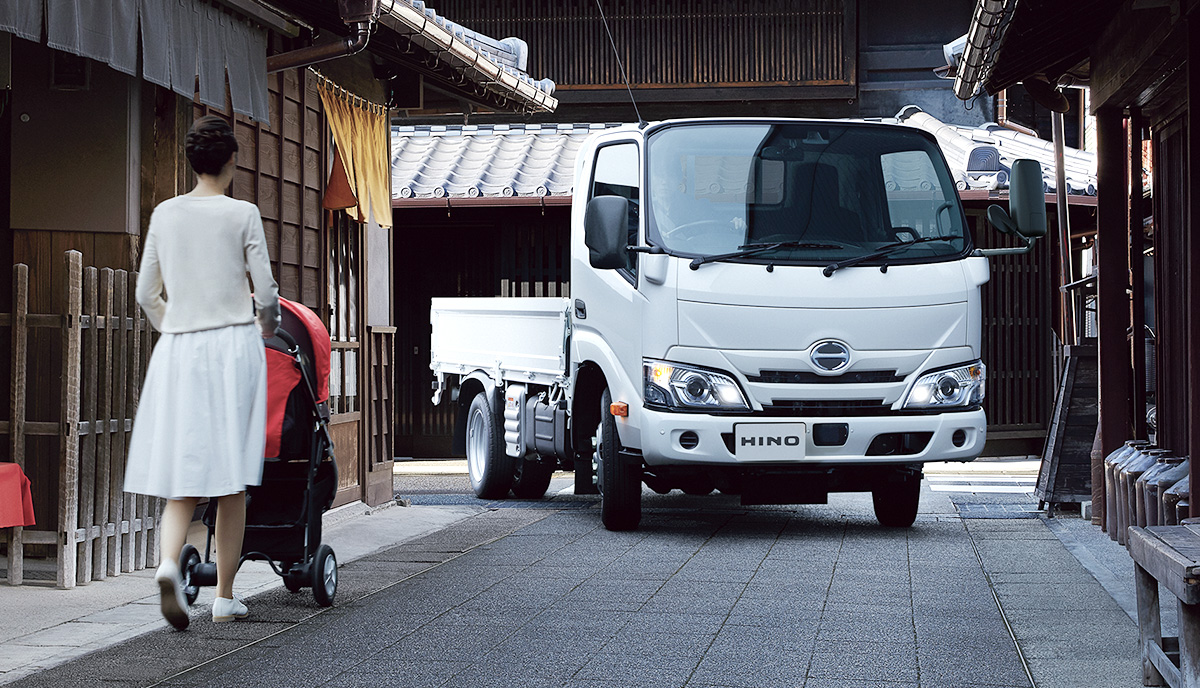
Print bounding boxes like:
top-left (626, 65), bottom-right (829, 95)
top-left (1095, 107), bottom-right (1133, 458)
top-left (1091, 1), bottom-right (1180, 111)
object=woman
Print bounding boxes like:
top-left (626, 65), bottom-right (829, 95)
top-left (124, 116), bottom-right (280, 630)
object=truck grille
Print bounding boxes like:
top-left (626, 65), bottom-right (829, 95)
top-left (761, 400), bottom-right (892, 417)
top-left (747, 370), bottom-right (904, 384)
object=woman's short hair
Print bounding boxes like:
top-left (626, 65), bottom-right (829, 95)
top-left (184, 116), bottom-right (238, 176)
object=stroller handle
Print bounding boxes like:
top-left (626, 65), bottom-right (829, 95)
top-left (274, 328), bottom-right (299, 354)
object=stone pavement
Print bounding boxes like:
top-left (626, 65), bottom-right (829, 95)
top-left (0, 460), bottom-right (1155, 687)
top-left (0, 500), bottom-right (483, 685)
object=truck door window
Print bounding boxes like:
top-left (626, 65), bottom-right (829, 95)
top-left (880, 150), bottom-right (958, 240)
top-left (590, 142), bottom-right (640, 281)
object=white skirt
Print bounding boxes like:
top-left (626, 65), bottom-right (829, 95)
top-left (123, 323), bottom-right (267, 499)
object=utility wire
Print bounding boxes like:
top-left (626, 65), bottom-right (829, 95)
top-left (594, 0), bottom-right (644, 126)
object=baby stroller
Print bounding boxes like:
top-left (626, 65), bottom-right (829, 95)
top-left (178, 296), bottom-right (339, 607)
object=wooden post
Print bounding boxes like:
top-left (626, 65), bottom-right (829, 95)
top-left (95, 268), bottom-right (114, 580)
top-left (77, 267), bottom-right (98, 584)
top-left (129, 276), bottom-right (148, 570)
top-left (7, 264), bottom-right (28, 585)
top-left (58, 250), bottom-right (82, 589)
top-left (141, 306), bottom-right (159, 567)
top-left (1135, 562), bottom-right (1167, 686)
top-left (112, 270), bottom-right (130, 574)
top-left (1183, 600), bottom-right (1200, 688)
top-left (1129, 108), bottom-right (1147, 441)
top-left (1188, 12), bottom-right (1200, 542)
top-left (1095, 107), bottom-right (1133, 458)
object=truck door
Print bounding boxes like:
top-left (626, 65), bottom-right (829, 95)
top-left (572, 141), bottom-right (646, 436)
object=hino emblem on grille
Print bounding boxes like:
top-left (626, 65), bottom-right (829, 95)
top-left (811, 340), bottom-right (851, 372)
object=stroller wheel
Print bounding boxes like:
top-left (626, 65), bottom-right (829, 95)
top-left (178, 544), bottom-right (202, 606)
top-left (311, 545), bottom-right (337, 607)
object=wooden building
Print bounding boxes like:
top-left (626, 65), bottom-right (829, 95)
top-left (951, 0), bottom-right (1197, 518)
top-left (390, 0), bottom-right (1074, 457)
top-left (0, 0), bottom-right (556, 587)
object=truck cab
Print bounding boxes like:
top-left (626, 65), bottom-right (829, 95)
top-left (432, 117), bottom-right (1045, 531)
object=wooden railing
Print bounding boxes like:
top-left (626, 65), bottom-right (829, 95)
top-left (2, 251), bottom-right (160, 588)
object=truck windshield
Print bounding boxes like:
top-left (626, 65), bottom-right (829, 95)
top-left (646, 123), bottom-right (970, 266)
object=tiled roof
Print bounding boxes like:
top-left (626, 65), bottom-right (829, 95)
top-left (391, 111), bottom-right (1098, 204)
top-left (391, 123), bottom-right (617, 200)
top-left (379, 1), bottom-right (557, 113)
top-left (898, 107), bottom-right (1096, 195)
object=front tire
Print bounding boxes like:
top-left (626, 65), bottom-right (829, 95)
top-left (872, 472), bottom-right (921, 528)
top-left (466, 391), bottom-right (513, 499)
top-left (596, 389), bottom-right (642, 531)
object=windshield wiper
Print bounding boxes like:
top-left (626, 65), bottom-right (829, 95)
top-left (822, 237), bottom-right (958, 277)
top-left (688, 241), bottom-right (844, 270)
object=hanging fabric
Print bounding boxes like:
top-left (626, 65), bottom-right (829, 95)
top-left (315, 72), bottom-right (392, 229)
top-left (2, 0), bottom-right (270, 124)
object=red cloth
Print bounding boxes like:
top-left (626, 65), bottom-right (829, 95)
top-left (264, 348), bottom-right (302, 459)
top-left (0, 462), bottom-right (36, 528)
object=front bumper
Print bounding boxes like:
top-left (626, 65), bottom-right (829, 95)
top-left (634, 407), bottom-right (986, 466)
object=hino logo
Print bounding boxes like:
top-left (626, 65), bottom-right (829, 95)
top-left (741, 436), bottom-right (803, 447)
top-left (811, 340), bottom-right (851, 371)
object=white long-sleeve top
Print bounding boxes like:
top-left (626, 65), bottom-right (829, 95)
top-left (136, 194), bottom-right (280, 335)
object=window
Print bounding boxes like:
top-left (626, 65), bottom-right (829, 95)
top-left (880, 150), bottom-right (956, 239)
top-left (327, 211), bottom-right (359, 415)
top-left (590, 142), bottom-right (640, 280)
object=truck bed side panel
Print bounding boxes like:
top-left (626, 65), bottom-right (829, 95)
top-left (430, 297), bottom-right (571, 385)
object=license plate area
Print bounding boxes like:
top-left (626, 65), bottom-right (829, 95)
top-left (734, 423), bottom-right (807, 460)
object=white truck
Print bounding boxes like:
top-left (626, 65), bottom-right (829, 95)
top-left (430, 117), bottom-right (1046, 531)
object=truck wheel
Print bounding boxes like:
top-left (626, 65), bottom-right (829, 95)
top-left (872, 473), bottom-right (921, 528)
top-left (596, 389), bottom-right (642, 531)
top-left (511, 457), bottom-right (554, 499)
top-left (466, 391), bottom-right (513, 499)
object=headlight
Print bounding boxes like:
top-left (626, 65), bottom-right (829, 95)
top-left (643, 359), bottom-right (750, 411)
top-left (902, 361), bottom-right (985, 409)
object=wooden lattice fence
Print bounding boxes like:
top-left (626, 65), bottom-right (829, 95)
top-left (2, 251), bottom-right (160, 588)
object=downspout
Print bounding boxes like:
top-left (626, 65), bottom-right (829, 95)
top-left (267, 21), bottom-right (372, 74)
top-left (996, 89), bottom-right (1039, 137)
top-left (265, 1), bottom-right (382, 74)
top-left (1052, 108), bottom-right (1076, 345)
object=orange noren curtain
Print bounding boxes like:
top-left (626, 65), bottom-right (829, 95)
top-left (315, 76), bottom-right (392, 228)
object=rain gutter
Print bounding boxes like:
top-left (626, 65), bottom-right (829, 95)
top-left (376, 0), bottom-right (558, 114)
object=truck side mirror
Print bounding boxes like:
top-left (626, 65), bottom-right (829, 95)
top-left (584, 195), bottom-right (631, 270)
top-left (988, 158), bottom-right (1047, 239)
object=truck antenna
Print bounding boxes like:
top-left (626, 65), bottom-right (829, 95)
top-left (594, 0), bottom-right (645, 127)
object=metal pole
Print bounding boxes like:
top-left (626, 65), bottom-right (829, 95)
top-left (1052, 108), bottom-right (1076, 345)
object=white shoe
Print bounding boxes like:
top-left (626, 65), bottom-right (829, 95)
top-left (212, 596), bottom-right (249, 623)
top-left (154, 560), bottom-right (190, 630)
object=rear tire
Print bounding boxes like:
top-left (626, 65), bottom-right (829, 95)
top-left (311, 544), bottom-right (337, 607)
top-left (511, 457), bottom-right (555, 499)
top-left (872, 472), bottom-right (921, 528)
top-left (596, 389), bottom-right (642, 531)
top-left (465, 391), bottom-right (513, 499)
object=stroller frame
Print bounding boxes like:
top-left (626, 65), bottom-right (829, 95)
top-left (178, 326), bottom-right (339, 607)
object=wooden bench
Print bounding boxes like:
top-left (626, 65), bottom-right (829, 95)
top-left (1129, 525), bottom-right (1200, 687)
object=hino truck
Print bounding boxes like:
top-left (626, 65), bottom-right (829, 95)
top-left (429, 117), bottom-right (1046, 531)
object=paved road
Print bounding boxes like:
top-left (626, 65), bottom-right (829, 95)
top-left (10, 471), bottom-right (1140, 688)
